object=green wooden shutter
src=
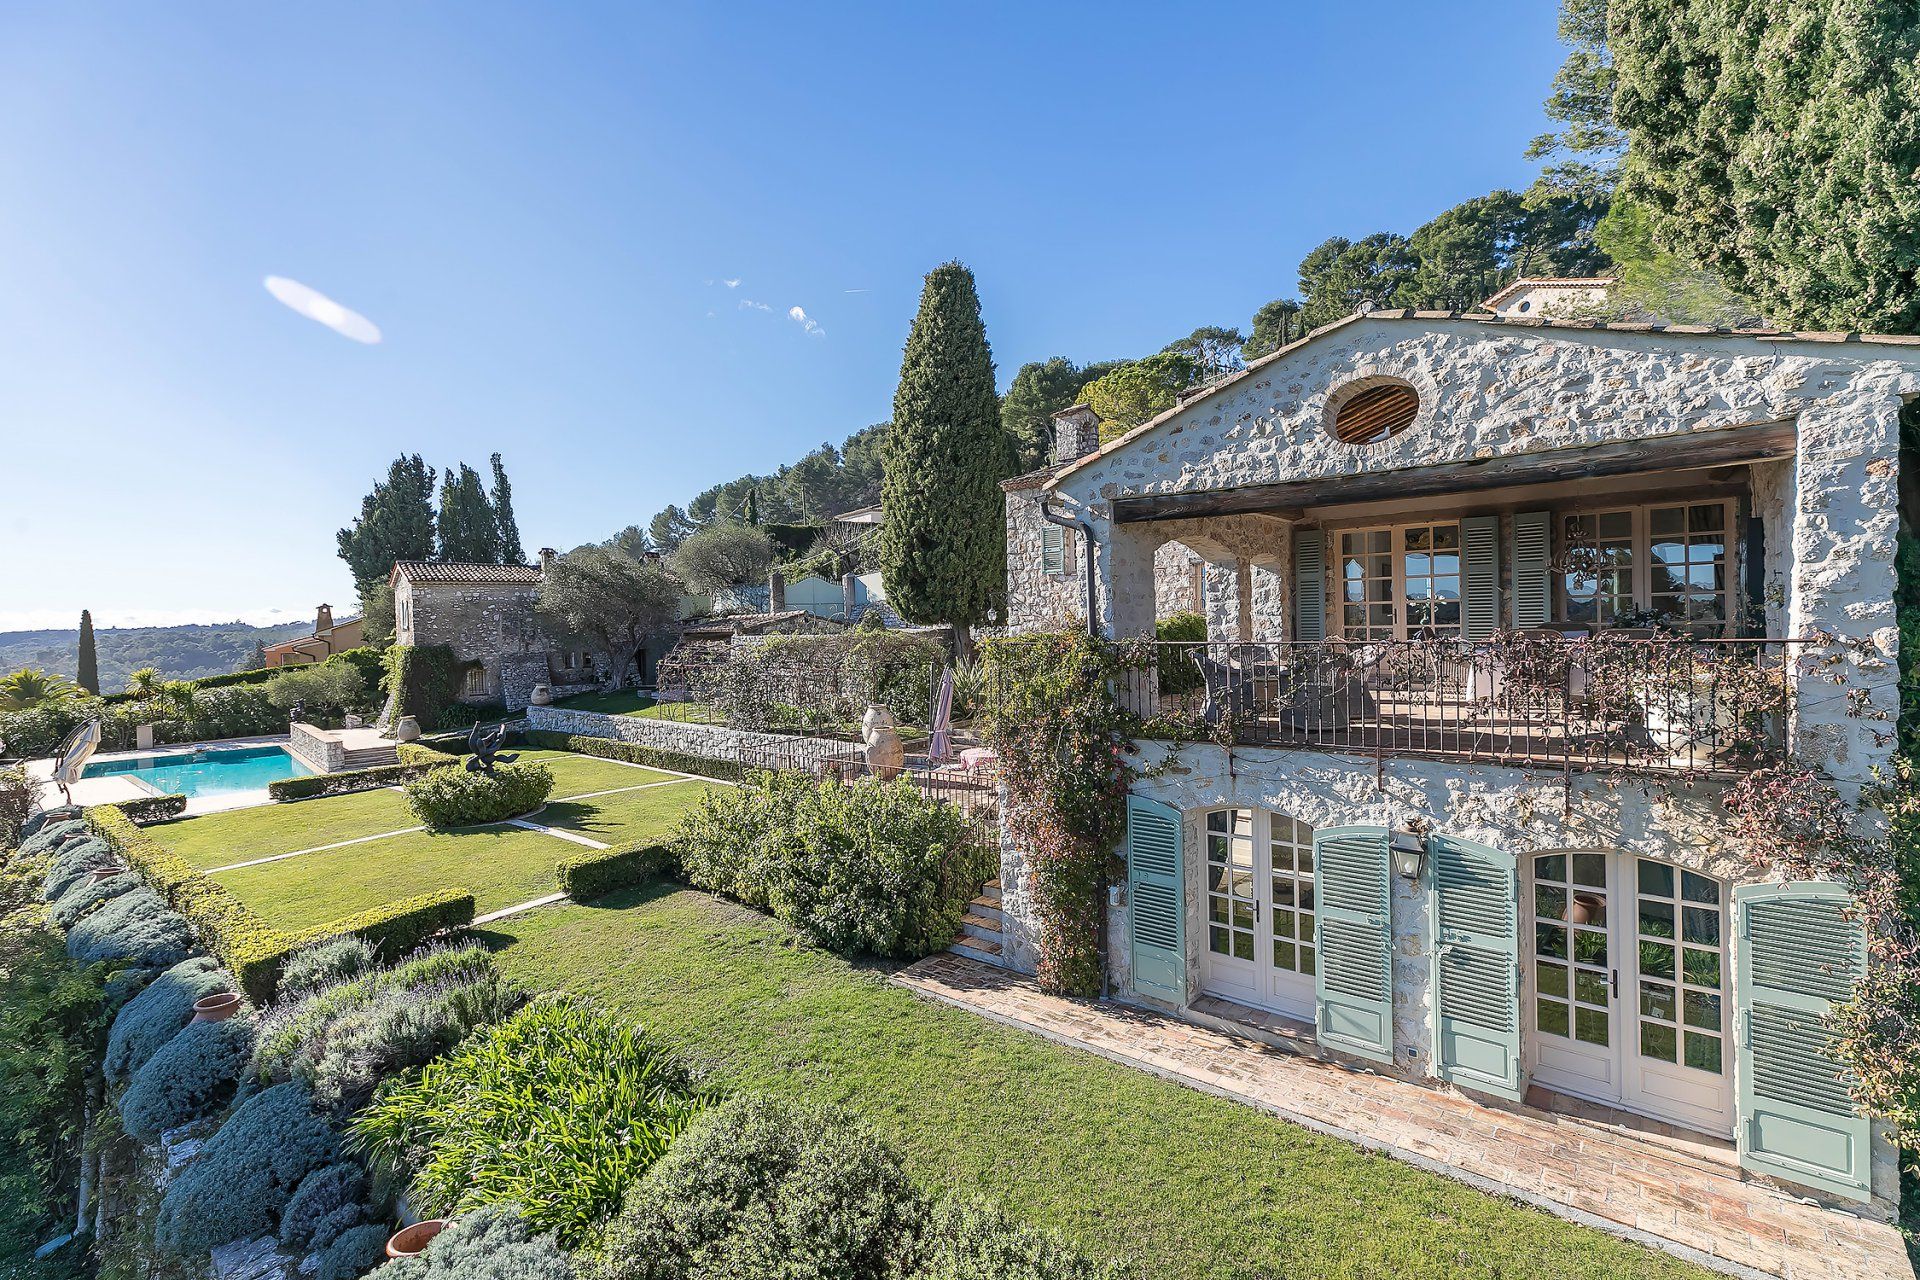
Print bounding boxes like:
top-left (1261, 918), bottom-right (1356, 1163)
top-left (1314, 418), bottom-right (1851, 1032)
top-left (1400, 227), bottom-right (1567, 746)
top-left (1461, 515), bottom-right (1501, 642)
top-left (1126, 795), bottom-right (1186, 1004)
top-left (1428, 834), bottom-right (1522, 1099)
top-left (1733, 882), bottom-right (1871, 1201)
top-left (1312, 825), bottom-right (1394, 1064)
top-left (1040, 523), bottom-right (1066, 576)
top-left (1511, 511), bottom-right (1551, 628)
top-left (1294, 529), bottom-right (1326, 643)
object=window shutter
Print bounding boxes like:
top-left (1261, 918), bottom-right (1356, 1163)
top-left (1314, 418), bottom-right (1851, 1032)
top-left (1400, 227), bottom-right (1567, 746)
top-left (1126, 795), bottom-right (1186, 1005)
top-left (1461, 516), bottom-right (1501, 642)
top-left (1293, 529), bottom-right (1326, 643)
top-left (1040, 523), bottom-right (1066, 576)
top-left (1511, 511), bottom-right (1551, 628)
top-left (1427, 834), bottom-right (1522, 1099)
top-left (1311, 825), bottom-right (1393, 1064)
top-left (1733, 882), bottom-right (1872, 1201)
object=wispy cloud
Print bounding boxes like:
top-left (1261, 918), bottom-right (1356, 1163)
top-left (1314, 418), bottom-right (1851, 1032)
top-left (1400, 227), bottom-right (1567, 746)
top-left (724, 278), bottom-right (741, 289)
top-left (843, 288), bottom-right (870, 294)
top-left (739, 299), bottom-right (773, 312)
top-left (263, 276), bottom-right (381, 344)
top-left (788, 305), bottom-right (824, 337)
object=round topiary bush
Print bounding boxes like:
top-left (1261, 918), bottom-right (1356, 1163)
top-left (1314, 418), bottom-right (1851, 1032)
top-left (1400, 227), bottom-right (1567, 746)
top-left (66, 886), bottom-right (193, 968)
top-left (119, 1015), bottom-right (256, 1142)
top-left (402, 762), bottom-right (553, 829)
top-left (107, 956), bottom-right (228, 1085)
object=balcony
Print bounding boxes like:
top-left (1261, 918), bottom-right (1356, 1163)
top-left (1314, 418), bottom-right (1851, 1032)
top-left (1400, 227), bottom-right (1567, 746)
top-left (1125, 635), bottom-right (1797, 777)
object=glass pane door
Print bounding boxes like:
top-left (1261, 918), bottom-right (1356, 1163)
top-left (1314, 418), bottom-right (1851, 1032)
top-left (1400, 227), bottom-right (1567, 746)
top-left (1402, 523), bottom-right (1462, 638)
top-left (1633, 860), bottom-right (1725, 1077)
top-left (1268, 815), bottom-right (1316, 978)
top-left (1205, 809), bottom-right (1257, 963)
top-left (1532, 852), bottom-right (1613, 1050)
top-left (1339, 531), bottom-right (1395, 641)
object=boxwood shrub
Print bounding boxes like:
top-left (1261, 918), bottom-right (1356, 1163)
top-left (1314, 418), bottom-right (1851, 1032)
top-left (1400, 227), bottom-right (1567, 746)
top-left (117, 793), bottom-right (189, 826)
top-left (106, 955), bottom-right (229, 1085)
top-left (270, 761), bottom-right (443, 803)
top-left (119, 1014), bottom-right (256, 1142)
top-left (402, 762), bottom-right (553, 828)
top-left (154, 1080), bottom-right (339, 1257)
top-left (555, 843), bottom-right (674, 902)
top-left (676, 773), bottom-right (991, 959)
top-left (524, 730), bottom-right (746, 783)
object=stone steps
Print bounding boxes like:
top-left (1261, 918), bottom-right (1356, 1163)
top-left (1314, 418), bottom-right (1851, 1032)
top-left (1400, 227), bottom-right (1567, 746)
top-left (948, 878), bottom-right (1005, 966)
top-left (342, 745), bottom-right (399, 770)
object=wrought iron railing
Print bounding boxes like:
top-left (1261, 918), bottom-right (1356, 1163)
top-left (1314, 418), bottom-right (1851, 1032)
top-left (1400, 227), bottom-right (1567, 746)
top-left (1123, 635), bottom-right (1804, 776)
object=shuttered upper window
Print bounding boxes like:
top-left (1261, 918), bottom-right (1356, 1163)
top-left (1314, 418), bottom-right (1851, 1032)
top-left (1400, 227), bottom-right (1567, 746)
top-left (1040, 523), bottom-right (1069, 577)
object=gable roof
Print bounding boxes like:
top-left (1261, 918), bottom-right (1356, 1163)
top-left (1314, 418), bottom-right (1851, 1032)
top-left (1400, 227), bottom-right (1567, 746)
top-left (1480, 276), bottom-right (1618, 311)
top-left (1043, 308), bottom-right (1920, 491)
top-left (390, 561), bottom-right (543, 587)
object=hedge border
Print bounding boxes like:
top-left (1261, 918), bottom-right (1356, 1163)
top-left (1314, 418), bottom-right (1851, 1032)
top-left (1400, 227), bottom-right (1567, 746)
top-left (396, 738), bottom-right (465, 767)
top-left (118, 793), bottom-right (189, 825)
top-left (85, 804), bottom-right (476, 1001)
top-left (524, 730), bottom-right (750, 783)
top-left (269, 761), bottom-right (443, 802)
top-left (555, 841), bottom-right (675, 902)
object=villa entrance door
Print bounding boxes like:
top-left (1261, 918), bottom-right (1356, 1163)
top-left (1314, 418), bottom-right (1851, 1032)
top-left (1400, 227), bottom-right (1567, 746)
top-left (1526, 850), bottom-right (1734, 1136)
top-left (1200, 808), bottom-right (1318, 1022)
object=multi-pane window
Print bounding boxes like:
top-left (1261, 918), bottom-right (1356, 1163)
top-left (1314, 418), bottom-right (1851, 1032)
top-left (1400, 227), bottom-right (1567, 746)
top-left (1648, 504), bottom-right (1729, 628)
top-left (1563, 511), bottom-right (1635, 626)
top-left (1635, 860), bottom-right (1725, 1076)
top-left (1403, 523), bottom-right (1462, 636)
top-left (1339, 530), bottom-right (1394, 640)
top-left (1268, 814), bottom-right (1316, 976)
top-left (463, 666), bottom-right (486, 696)
top-left (1205, 809), bottom-right (1257, 962)
top-left (1533, 852), bottom-right (1612, 1048)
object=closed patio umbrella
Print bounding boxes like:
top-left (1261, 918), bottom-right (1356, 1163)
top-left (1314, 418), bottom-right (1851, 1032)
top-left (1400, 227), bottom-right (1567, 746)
top-left (927, 668), bottom-right (954, 764)
top-left (52, 718), bottom-right (102, 804)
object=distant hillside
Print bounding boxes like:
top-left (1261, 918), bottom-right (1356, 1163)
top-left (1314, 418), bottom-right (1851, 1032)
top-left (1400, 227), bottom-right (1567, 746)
top-left (0, 621), bottom-right (313, 693)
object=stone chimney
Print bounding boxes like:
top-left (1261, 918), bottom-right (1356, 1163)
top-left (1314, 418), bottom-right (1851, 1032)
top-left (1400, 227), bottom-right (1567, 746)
top-left (768, 568), bottom-right (786, 613)
top-left (1051, 404), bottom-right (1101, 464)
top-left (539, 547), bottom-right (557, 576)
top-left (842, 572), bottom-right (858, 622)
top-left (315, 603), bottom-right (333, 634)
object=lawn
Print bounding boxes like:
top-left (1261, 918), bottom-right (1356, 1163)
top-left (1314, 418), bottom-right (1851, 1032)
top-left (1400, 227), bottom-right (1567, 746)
top-left (150, 788), bottom-right (419, 870)
top-left (552, 689), bottom-right (656, 716)
top-left (486, 886), bottom-right (1711, 1280)
top-left (539, 781), bottom-right (713, 843)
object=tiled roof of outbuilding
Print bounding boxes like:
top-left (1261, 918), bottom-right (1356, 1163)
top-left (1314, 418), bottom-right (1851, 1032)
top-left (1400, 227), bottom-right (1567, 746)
top-left (390, 561), bottom-right (544, 585)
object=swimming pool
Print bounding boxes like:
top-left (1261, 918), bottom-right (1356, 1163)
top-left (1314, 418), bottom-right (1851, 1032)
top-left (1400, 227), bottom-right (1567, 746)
top-left (83, 744), bottom-right (314, 799)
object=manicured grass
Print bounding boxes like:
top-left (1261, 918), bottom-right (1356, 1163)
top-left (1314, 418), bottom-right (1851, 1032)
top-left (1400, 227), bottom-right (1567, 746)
top-left (510, 748), bottom-right (675, 797)
top-left (216, 822), bottom-right (573, 929)
top-left (552, 689), bottom-right (657, 717)
top-left (486, 887), bottom-right (1711, 1280)
top-left (150, 788), bottom-right (418, 870)
top-left (539, 779), bottom-right (718, 843)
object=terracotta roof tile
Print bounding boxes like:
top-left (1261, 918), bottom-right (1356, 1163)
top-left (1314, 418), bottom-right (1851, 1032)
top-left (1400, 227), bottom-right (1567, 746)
top-left (391, 561), bottom-right (543, 585)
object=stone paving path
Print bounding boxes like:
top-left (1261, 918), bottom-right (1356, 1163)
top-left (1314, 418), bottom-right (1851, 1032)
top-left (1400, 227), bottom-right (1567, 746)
top-left (894, 952), bottom-right (1912, 1280)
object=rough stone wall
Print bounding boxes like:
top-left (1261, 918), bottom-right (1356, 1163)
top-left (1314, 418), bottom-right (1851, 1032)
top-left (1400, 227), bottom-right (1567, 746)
top-left (287, 722), bottom-right (344, 772)
top-left (1004, 487), bottom-right (1215, 630)
top-left (524, 704), bottom-right (849, 771)
top-left (401, 580), bottom-right (630, 712)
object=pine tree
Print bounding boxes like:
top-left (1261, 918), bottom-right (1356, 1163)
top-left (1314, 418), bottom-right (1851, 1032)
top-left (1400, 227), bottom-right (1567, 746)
top-left (76, 610), bottom-right (98, 694)
top-left (879, 261), bottom-right (1006, 636)
top-left (488, 452), bottom-right (525, 565)
top-left (337, 455), bottom-right (437, 583)
top-left (436, 464), bottom-right (500, 563)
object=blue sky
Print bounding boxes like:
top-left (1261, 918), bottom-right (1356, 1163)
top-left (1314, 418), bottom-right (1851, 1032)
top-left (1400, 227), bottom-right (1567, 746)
top-left (0, 2), bottom-right (1566, 631)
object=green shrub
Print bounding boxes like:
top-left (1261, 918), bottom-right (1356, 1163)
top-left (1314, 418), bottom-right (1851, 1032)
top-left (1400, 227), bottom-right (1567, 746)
top-left (271, 761), bottom-right (443, 803)
top-left (267, 664), bottom-right (367, 716)
top-left (278, 938), bottom-right (378, 1002)
top-left (524, 731), bottom-right (748, 783)
top-left (47, 868), bottom-right (138, 929)
top-left (436, 700), bottom-right (511, 730)
top-left (18, 807), bottom-right (81, 843)
top-left (1154, 611), bottom-right (1207, 696)
top-left (317, 1222), bottom-right (389, 1280)
top-left (253, 941), bottom-right (517, 1114)
top-left (350, 995), bottom-right (702, 1244)
top-left (118, 793), bottom-right (189, 825)
top-left (594, 1095), bottom-right (922, 1280)
top-left (403, 762), bottom-right (553, 828)
top-left (185, 684), bottom-right (282, 741)
top-left (676, 773), bottom-right (989, 959)
top-left (395, 739), bottom-right (463, 767)
top-left (382, 645), bottom-right (462, 732)
top-left (903, 1199), bottom-right (1116, 1280)
top-left (101, 963), bottom-right (158, 1012)
top-left (106, 956), bottom-right (229, 1085)
top-left (154, 1081), bottom-right (339, 1256)
top-left (556, 843), bottom-right (674, 902)
top-left (280, 1162), bottom-right (368, 1251)
top-left (0, 766), bottom-right (32, 850)
top-left (290, 890), bottom-right (475, 964)
top-left (375, 1205), bottom-right (574, 1280)
top-left (65, 886), bottom-right (192, 967)
top-left (42, 838), bottom-right (117, 901)
top-left (119, 1014), bottom-right (256, 1142)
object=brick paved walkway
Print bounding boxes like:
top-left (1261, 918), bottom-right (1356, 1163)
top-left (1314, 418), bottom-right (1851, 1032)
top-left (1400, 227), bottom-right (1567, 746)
top-left (894, 953), bottom-right (1912, 1280)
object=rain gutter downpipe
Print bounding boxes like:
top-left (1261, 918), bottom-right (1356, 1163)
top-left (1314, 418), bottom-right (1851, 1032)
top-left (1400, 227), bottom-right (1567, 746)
top-left (1039, 498), bottom-right (1100, 638)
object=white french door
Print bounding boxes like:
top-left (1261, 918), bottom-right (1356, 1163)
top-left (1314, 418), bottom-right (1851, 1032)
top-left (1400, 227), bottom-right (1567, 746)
top-left (1201, 808), bottom-right (1318, 1021)
top-left (1526, 850), bottom-right (1733, 1136)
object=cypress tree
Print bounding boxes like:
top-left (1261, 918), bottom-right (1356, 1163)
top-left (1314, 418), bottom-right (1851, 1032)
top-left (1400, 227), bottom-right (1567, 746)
top-left (337, 455), bottom-right (437, 582)
top-left (879, 262), bottom-right (1006, 637)
top-left (436, 464), bottom-right (500, 563)
top-left (489, 452), bottom-right (525, 565)
top-left (76, 610), bottom-right (98, 694)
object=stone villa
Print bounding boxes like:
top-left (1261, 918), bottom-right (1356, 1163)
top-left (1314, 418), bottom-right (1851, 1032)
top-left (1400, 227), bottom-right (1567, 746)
top-left (998, 308), bottom-right (1916, 1218)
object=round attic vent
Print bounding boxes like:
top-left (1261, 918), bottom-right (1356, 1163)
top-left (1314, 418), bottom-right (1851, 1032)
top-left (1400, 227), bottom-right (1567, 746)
top-left (1328, 381), bottom-right (1420, 447)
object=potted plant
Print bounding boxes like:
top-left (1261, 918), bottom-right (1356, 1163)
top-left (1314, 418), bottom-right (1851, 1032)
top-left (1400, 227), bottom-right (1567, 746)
top-left (386, 1220), bottom-right (448, 1259)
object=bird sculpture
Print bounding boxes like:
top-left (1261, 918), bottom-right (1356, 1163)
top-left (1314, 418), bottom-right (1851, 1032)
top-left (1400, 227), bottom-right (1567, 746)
top-left (465, 721), bottom-right (519, 776)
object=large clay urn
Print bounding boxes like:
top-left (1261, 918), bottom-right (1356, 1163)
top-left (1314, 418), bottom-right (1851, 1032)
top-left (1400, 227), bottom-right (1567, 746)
top-left (860, 704), bottom-right (905, 780)
top-left (395, 715), bottom-right (423, 743)
top-left (530, 683), bottom-right (553, 707)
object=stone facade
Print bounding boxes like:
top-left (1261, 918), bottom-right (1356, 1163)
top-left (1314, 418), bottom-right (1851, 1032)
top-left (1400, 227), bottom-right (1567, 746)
top-left (994, 314), bottom-right (1919, 1214)
top-left (524, 704), bottom-right (849, 771)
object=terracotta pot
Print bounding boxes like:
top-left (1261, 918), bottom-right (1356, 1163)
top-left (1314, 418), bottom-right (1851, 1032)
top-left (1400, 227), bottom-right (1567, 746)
top-left (386, 1220), bottom-right (448, 1260)
top-left (190, 992), bottom-right (242, 1023)
top-left (1565, 893), bottom-right (1604, 925)
top-left (90, 865), bottom-right (128, 882)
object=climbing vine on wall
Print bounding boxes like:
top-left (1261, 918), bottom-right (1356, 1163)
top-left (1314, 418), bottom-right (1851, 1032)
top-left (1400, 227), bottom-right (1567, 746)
top-left (980, 632), bottom-right (1148, 996)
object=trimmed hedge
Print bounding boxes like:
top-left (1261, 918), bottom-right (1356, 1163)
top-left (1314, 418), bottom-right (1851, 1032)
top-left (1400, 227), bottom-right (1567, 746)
top-left (524, 730), bottom-right (748, 783)
top-left (396, 738), bottom-right (466, 767)
top-left (118, 793), bottom-right (190, 825)
top-left (556, 842), bottom-right (674, 902)
top-left (85, 805), bottom-right (477, 1000)
top-left (269, 761), bottom-right (444, 803)
top-left (403, 762), bottom-right (553, 828)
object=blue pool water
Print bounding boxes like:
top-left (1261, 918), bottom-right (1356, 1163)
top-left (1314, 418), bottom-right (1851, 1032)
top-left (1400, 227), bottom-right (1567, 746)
top-left (83, 745), bottom-right (313, 799)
